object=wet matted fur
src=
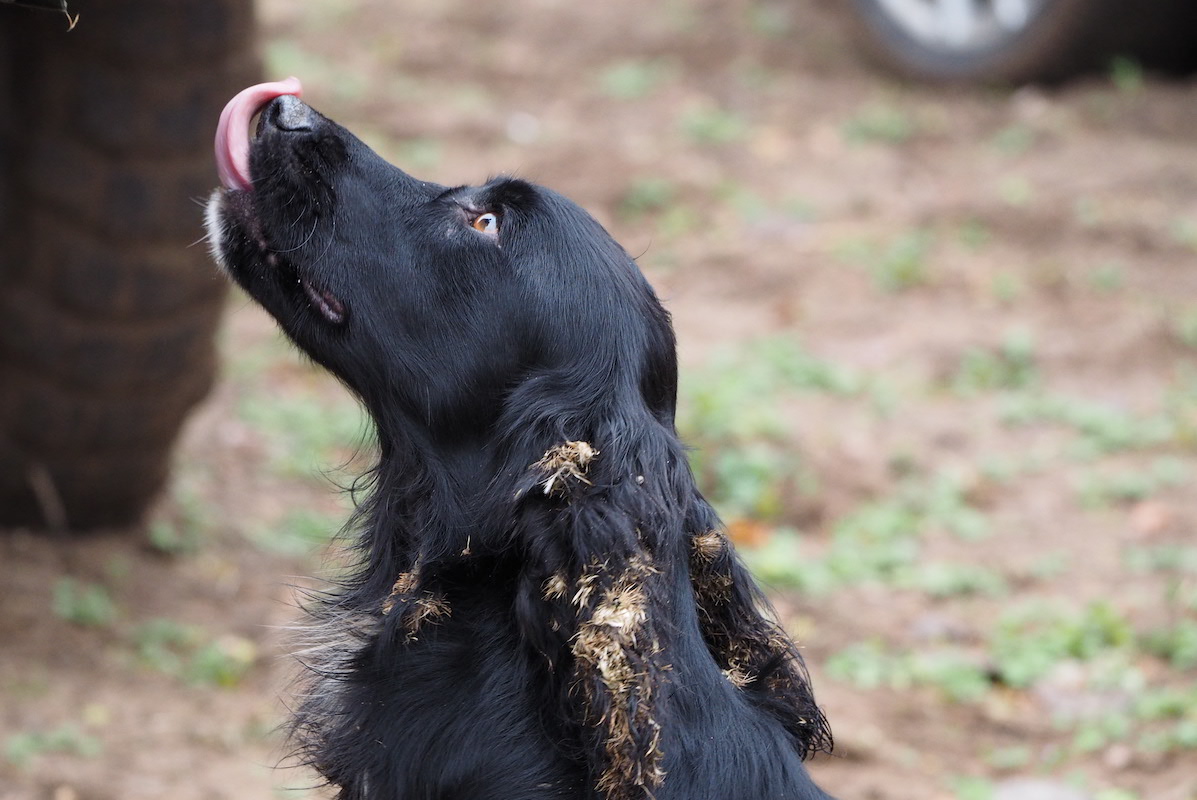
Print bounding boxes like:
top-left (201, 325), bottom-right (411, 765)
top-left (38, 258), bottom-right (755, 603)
top-left (206, 93), bottom-right (836, 800)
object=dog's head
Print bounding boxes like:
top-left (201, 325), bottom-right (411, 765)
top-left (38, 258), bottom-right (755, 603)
top-left (206, 80), bottom-right (677, 442)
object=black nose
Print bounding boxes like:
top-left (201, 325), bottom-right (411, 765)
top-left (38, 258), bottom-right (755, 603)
top-left (261, 94), bottom-right (315, 133)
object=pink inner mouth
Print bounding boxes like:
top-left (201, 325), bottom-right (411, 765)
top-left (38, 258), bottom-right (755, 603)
top-left (214, 77), bottom-right (304, 191)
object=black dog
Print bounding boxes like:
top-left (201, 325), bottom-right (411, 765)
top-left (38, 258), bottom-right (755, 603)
top-left (206, 81), bottom-right (835, 800)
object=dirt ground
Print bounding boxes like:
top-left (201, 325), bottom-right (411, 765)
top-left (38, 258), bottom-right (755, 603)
top-left (3, 1), bottom-right (1197, 798)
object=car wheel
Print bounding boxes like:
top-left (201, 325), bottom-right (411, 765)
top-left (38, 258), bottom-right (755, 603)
top-left (843, 0), bottom-right (1121, 83)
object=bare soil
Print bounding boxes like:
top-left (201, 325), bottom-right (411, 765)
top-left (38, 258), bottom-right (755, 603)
top-left (4, 1), bottom-right (1197, 799)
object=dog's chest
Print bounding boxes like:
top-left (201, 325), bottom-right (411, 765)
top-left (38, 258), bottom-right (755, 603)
top-left (331, 597), bottom-right (588, 799)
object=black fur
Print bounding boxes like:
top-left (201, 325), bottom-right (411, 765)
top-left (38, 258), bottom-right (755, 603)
top-left (206, 95), bottom-right (835, 800)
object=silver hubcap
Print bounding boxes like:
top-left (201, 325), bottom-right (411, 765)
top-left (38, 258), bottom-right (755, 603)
top-left (873, 0), bottom-right (1047, 50)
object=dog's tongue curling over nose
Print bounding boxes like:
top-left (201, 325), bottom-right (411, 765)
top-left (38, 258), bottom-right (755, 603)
top-left (214, 77), bottom-right (304, 192)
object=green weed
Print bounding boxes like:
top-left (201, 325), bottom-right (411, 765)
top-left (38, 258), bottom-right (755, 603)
top-left (735, 63), bottom-right (776, 92)
top-left (133, 619), bottom-right (258, 688)
top-left (744, 472), bottom-right (991, 593)
top-left (997, 175), bottom-right (1034, 207)
top-left (1142, 620), bottom-right (1197, 670)
top-left (52, 579), bottom-right (117, 628)
top-left (133, 618), bottom-right (194, 677)
top-left (714, 180), bottom-right (768, 222)
top-left (1164, 372), bottom-right (1197, 448)
top-left (238, 386), bottom-right (370, 478)
top-left (952, 331), bottom-right (1038, 394)
top-left (825, 640), bottom-right (989, 702)
top-left (1170, 306), bottom-right (1197, 348)
top-left (705, 443), bottom-right (792, 520)
top-left (838, 230), bottom-right (934, 293)
top-left (1072, 714), bottom-right (1133, 753)
top-left (1137, 721), bottom-right (1197, 755)
top-left (989, 272), bottom-right (1025, 305)
top-left (1074, 196), bottom-right (1102, 228)
top-left (619, 177), bottom-right (676, 220)
top-left (264, 41), bottom-right (369, 101)
top-left (957, 219), bottom-right (992, 251)
top-left (680, 106), bottom-right (748, 145)
top-left (1109, 56), bottom-right (1145, 93)
top-left (781, 195), bottom-right (817, 222)
top-left (986, 745), bottom-right (1033, 771)
top-left (599, 59), bottom-right (674, 100)
top-left (951, 776), bottom-right (994, 800)
top-left (978, 451), bottom-right (1047, 484)
top-left (819, 520), bottom-right (922, 587)
top-left (905, 562), bottom-right (1008, 599)
top-left (873, 231), bottom-right (932, 292)
top-left (750, 336), bottom-right (864, 395)
top-left (148, 519), bottom-right (202, 556)
top-left (1089, 262), bottom-right (1126, 293)
top-left (246, 508), bottom-right (346, 557)
top-left (912, 472), bottom-right (991, 540)
top-left (147, 480), bottom-right (211, 556)
top-left (1028, 552), bottom-right (1071, 581)
top-left (657, 206), bottom-right (703, 238)
top-left (827, 602), bottom-right (1138, 703)
top-left (1132, 686), bottom-right (1197, 721)
top-left (1000, 393), bottom-right (1174, 455)
top-left (842, 102), bottom-right (916, 145)
top-left (349, 126), bottom-right (445, 172)
top-left (188, 636), bottom-right (259, 688)
top-left (990, 602), bottom-right (1133, 688)
top-left (5, 724), bottom-right (101, 767)
top-left (739, 528), bottom-right (833, 593)
top-left (824, 639), bottom-right (895, 690)
top-left (1075, 458), bottom-right (1187, 508)
top-left (1096, 789), bottom-right (1139, 800)
top-left (679, 337), bottom-right (862, 521)
top-left (1125, 543), bottom-right (1197, 575)
top-left (746, 3), bottom-right (792, 37)
top-left (989, 124), bottom-right (1035, 156)
top-left (1168, 218), bottom-right (1197, 251)
top-left (392, 138), bottom-right (443, 171)
top-left (220, 319), bottom-right (292, 380)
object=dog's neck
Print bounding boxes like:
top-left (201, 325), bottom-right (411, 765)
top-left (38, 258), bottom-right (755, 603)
top-left (351, 386), bottom-right (684, 586)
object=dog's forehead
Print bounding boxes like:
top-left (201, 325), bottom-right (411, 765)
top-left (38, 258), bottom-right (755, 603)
top-left (475, 176), bottom-right (540, 209)
top-left (417, 178), bottom-right (524, 209)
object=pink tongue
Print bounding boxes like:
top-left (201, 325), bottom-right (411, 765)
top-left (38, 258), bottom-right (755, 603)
top-left (215, 77), bottom-right (304, 191)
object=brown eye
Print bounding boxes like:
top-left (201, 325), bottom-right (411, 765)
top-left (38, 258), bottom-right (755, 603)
top-left (471, 212), bottom-right (499, 236)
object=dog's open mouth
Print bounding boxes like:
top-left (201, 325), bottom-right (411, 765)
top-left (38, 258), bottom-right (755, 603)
top-left (301, 279), bottom-right (346, 324)
top-left (210, 77), bottom-right (347, 325)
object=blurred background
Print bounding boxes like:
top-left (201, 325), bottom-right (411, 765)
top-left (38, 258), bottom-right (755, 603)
top-left (2, 1), bottom-right (1196, 799)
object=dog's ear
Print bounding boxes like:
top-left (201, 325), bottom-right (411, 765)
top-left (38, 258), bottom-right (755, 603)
top-left (513, 440), bottom-right (672, 800)
top-left (686, 524), bottom-right (833, 759)
top-left (551, 553), bottom-right (669, 800)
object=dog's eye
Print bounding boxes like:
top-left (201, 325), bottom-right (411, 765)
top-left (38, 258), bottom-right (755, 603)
top-left (471, 212), bottom-right (499, 236)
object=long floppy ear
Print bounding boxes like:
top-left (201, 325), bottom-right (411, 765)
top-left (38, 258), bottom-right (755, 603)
top-left (685, 514), bottom-right (833, 759)
top-left (512, 440), bottom-right (674, 800)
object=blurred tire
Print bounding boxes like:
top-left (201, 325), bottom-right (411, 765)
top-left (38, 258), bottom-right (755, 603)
top-left (843, 0), bottom-right (1197, 83)
top-left (0, 0), bottom-right (258, 530)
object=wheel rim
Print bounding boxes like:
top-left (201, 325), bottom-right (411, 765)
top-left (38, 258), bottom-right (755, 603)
top-left (872, 0), bottom-right (1049, 51)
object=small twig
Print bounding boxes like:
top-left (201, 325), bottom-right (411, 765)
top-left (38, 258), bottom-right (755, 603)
top-left (27, 463), bottom-right (69, 533)
top-left (0, 0), bottom-right (78, 29)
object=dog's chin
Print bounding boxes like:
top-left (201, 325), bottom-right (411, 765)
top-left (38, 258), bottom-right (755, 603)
top-left (204, 189), bottom-right (348, 326)
top-left (203, 191), bottom-right (229, 273)
top-left (202, 188), bottom-right (273, 294)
